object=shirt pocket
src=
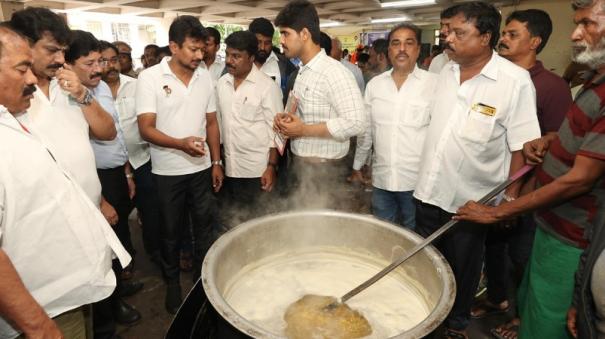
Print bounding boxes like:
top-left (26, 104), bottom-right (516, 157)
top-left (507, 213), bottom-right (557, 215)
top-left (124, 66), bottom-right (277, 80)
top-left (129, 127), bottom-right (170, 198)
top-left (459, 109), bottom-right (496, 144)
top-left (401, 101), bottom-right (430, 127)
top-left (238, 98), bottom-right (263, 122)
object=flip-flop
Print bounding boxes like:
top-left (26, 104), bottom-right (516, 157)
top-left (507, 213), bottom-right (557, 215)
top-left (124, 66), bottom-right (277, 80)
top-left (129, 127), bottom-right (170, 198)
top-left (490, 324), bottom-right (519, 339)
top-left (471, 299), bottom-right (510, 318)
top-left (444, 328), bottom-right (469, 339)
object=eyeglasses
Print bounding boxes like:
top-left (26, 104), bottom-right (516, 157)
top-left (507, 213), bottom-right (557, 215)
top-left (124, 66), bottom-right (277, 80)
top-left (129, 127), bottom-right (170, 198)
top-left (99, 57), bottom-right (119, 65)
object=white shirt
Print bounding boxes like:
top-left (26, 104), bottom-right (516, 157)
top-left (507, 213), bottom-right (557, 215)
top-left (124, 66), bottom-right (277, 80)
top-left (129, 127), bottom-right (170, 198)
top-left (353, 67), bottom-right (438, 192)
top-left (340, 59), bottom-right (365, 93)
top-left (292, 50), bottom-right (365, 159)
top-left (414, 53), bottom-right (541, 213)
top-left (216, 66), bottom-right (283, 178)
top-left (136, 57), bottom-right (217, 176)
top-left (428, 52), bottom-right (450, 74)
top-left (200, 58), bottom-right (225, 85)
top-left (0, 108), bottom-right (130, 339)
top-left (114, 74), bottom-right (150, 170)
top-left (259, 51), bottom-right (282, 89)
top-left (18, 80), bottom-right (102, 205)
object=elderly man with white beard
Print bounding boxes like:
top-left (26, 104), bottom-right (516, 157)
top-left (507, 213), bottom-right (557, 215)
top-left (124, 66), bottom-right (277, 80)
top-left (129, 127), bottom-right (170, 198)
top-left (455, 0), bottom-right (605, 337)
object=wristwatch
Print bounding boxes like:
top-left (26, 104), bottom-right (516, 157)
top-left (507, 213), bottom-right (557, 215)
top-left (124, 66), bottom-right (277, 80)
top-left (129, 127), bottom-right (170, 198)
top-left (211, 160), bottom-right (223, 167)
top-left (74, 88), bottom-right (93, 106)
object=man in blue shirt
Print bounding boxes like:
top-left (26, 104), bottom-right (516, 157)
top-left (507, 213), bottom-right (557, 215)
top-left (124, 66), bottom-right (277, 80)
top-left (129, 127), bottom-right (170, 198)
top-left (66, 30), bottom-right (143, 337)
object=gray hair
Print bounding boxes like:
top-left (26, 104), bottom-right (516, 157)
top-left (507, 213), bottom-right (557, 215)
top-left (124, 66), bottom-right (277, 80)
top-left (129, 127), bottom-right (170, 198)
top-left (572, 0), bottom-right (605, 10)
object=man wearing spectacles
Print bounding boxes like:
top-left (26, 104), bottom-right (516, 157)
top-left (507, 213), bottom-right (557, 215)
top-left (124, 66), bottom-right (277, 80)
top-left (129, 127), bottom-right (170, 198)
top-left (66, 30), bottom-right (144, 337)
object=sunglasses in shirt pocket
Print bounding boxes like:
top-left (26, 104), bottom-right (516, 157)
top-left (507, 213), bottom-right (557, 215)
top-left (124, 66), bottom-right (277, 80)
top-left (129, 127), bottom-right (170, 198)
top-left (459, 107), bottom-right (496, 144)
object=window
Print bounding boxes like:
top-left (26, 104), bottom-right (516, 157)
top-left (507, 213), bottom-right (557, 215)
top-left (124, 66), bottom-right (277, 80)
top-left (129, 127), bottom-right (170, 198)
top-left (111, 23), bottom-right (130, 42)
top-left (434, 29), bottom-right (439, 45)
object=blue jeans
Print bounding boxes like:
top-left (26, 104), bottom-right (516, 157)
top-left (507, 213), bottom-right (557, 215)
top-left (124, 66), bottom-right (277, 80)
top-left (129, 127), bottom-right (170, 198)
top-left (371, 188), bottom-right (415, 230)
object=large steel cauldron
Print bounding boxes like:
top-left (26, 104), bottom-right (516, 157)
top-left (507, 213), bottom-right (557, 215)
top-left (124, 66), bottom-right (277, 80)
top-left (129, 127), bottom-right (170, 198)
top-left (167, 210), bottom-right (455, 338)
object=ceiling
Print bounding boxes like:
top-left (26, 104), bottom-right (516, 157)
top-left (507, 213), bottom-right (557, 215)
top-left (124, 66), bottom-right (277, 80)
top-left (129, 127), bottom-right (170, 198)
top-left (16, 0), bottom-right (520, 27)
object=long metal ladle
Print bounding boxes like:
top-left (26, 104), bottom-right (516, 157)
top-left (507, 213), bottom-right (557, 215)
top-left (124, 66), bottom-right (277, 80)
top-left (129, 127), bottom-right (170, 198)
top-left (335, 164), bottom-right (534, 306)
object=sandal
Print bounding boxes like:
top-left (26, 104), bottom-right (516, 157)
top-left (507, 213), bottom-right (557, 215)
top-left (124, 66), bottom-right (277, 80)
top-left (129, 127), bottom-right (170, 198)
top-left (180, 250), bottom-right (193, 272)
top-left (490, 319), bottom-right (520, 339)
top-left (471, 299), bottom-right (510, 318)
top-left (444, 328), bottom-right (468, 339)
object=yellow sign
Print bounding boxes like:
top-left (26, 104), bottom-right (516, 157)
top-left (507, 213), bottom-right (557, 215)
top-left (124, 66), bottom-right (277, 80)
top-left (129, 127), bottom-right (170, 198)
top-left (338, 35), bottom-right (359, 51)
top-left (472, 103), bottom-right (496, 116)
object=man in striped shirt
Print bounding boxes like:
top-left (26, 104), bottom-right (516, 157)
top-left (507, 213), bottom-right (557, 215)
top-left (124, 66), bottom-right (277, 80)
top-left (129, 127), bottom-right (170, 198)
top-left (273, 0), bottom-right (364, 210)
top-left (456, 1), bottom-right (605, 337)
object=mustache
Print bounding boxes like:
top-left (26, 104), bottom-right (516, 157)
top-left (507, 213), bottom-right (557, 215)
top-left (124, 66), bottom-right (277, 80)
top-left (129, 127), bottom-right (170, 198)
top-left (23, 84), bottom-right (36, 96)
top-left (226, 64), bottom-right (235, 69)
top-left (498, 42), bottom-right (509, 50)
top-left (47, 63), bottom-right (63, 70)
top-left (396, 53), bottom-right (409, 58)
top-left (90, 72), bottom-right (102, 79)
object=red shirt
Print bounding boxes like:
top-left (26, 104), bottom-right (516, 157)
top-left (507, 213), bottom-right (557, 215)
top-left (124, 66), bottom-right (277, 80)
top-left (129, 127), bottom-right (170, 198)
top-left (534, 71), bottom-right (605, 248)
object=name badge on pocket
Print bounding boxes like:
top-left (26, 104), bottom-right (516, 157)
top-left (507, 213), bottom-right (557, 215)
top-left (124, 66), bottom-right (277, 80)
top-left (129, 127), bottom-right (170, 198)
top-left (471, 103), bottom-right (496, 117)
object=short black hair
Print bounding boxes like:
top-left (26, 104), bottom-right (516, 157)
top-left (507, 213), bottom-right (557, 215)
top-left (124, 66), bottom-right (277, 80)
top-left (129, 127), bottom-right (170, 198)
top-left (440, 4), bottom-right (461, 19)
top-left (99, 40), bottom-right (118, 56)
top-left (10, 7), bottom-right (71, 46)
top-left (447, 2), bottom-right (501, 49)
top-left (206, 27), bottom-right (221, 45)
top-left (505, 9), bottom-right (552, 54)
top-left (65, 30), bottom-right (101, 64)
top-left (144, 44), bottom-right (160, 53)
top-left (358, 53), bottom-right (370, 64)
top-left (274, 0), bottom-right (320, 44)
top-left (387, 23), bottom-right (421, 45)
top-left (225, 30), bottom-right (258, 57)
top-left (168, 15), bottom-right (208, 46)
top-left (371, 38), bottom-right (388, 57)
top-left (320, 32), bottom-right (332, 55)
top-left (158, 45), bottom-right (172, 57)
top-left (249, 18), bottom-right (275, 39)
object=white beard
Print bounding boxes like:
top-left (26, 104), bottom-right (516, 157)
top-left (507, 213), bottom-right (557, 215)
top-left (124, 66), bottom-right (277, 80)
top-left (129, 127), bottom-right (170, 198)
top-left (572, 37), bottom-right (605, 69)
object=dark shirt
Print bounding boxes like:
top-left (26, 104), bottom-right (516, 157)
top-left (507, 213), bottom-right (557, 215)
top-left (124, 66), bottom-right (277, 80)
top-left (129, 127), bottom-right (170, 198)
top-left (529, 61), bottom-right (572, 134)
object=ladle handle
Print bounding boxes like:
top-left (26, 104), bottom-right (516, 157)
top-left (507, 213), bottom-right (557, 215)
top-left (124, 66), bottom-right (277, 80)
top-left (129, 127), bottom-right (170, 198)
top-left (340, 164), bottom-right (535, 304)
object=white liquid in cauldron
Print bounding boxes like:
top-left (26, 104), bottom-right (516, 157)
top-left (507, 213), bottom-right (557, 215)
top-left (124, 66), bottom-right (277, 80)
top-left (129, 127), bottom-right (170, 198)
top-left (224, 249), bottom-right (432, 338)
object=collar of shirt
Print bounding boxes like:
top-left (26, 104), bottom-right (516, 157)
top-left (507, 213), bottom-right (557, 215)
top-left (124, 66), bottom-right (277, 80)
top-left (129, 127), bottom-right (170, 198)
top-left (160, 57), bottom-right (202, 81)
top-left (300, 49), bottom-right (326, 73)
top-left (384, 64), bottom-right (423, 81)
top-left (267, 51), bottom-right (279, 63)
top-left (450, 51), bottom-right (498, 82)
top-left (225, 64), bottom-right (262, 87)
top-left (118, 73), bottom-right (136, 96)
top-left (528, 60), bottom-right (545, 78)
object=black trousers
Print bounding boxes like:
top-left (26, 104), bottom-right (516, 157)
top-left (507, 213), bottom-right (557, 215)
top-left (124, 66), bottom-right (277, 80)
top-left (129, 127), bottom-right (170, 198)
top-left (220, 176), bottom-right (272, 228)
top-left (94, 165), bottom-right (134, 339)
top-left (484, 213), bottom-right (536, 305)
top-left (134, 160), bottom-right (161, 258)
top-left (98, 165), bottom-right (135, 255)
top-left (154, 168), bottom-right (217, 283)
top-left (415, 199), bottom-right (487, 331)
